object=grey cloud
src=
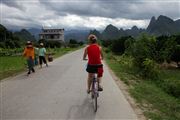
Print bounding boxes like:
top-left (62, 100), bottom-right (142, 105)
top-left (39, 0), bottom-right (180, 20)
top-left (1, 0), bottom-right (25, 10)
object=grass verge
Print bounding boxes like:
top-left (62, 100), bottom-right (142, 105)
top-left (105, 52), bottom-right (180, 120)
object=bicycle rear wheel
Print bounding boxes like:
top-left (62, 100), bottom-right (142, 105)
top-left (94, 95), bottom-right (97, 112)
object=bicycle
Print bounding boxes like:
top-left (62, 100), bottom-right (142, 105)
top-left (91, 73), bottom-right (99, 112)
top-left (83, 58), bottom-right (101, 112)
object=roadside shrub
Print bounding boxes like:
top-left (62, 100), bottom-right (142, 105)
top-left (159, 78), bottom-right (180, 98)
top-left (69, 39), bottom-right (78, 44)
top-left (171, 45), bottom-right (180, 67)
top-left (68, 44), bottom-right (79, 48)
top-left (110, 36), bottom-right (131, 54)
top-left (0, 42), bottom-right (5, 48)
top-left (141, 58), bottom-right (159, 79)
top-left (78, 41), bottom-right (84, 46)
top-left (104, 47), bottom-right (111, 53)
top-left (5, 39), bottom-right (15, 48)
top-left (129, 34), bottom-right (160, 79)
top-left (130, 34), bottom-right (156, 66)
top-left (101, 40), bottom-right (112, 47)
top-left (161, 36), bottom-right (177, 63)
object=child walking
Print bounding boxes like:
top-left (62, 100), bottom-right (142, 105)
top-left (39, 43), bottom-right (48, 68)
top-left (23, 41), bottom-right (35, 75)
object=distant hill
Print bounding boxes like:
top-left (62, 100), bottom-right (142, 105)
top-left (101, 24), bottom-right (120, 40)
top-left (2, 15), bottom-right (180, 42)
top-left (0, 24), bottom-right (8, 42)
top-left (89, 29), bottom-right (102, 39)
top-left (64, 29), bottom-right (89, 42)
top-left (99, 24), bottom-right (146, 40)
top-left (14, 29), bottom-right (36, 41)
top-left (0, 24), bottom-right (32, 48)
top-left (147, 15), bottom-right (180, 35)
top-left (28, 28), bottom-right (41, 40)
top-left (91, 15), bottom-right (180, 40)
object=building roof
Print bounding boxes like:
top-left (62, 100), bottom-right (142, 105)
top-left (39, 33), bottom-right (64, 35)
top-left (42, 27), bottom-right (64, 30)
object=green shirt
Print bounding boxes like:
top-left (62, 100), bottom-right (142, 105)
top-left (39, 48), bottom-right (46, 56)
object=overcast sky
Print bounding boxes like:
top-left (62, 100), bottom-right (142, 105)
top-left (1, 0), bottom-right (180, 30)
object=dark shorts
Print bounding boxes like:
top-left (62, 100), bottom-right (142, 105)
top-left (39, 56), bottom-right (47, 65)
top-left (86, 64), bottom-right (103, 77)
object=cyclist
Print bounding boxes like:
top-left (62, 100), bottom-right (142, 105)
top-left (83, 34), bottom-right (104, 94)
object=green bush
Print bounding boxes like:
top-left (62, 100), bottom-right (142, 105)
top-left (171, 45), bottom-right (180, 67)
top-left (68, 44), bottom-right (79, 48)
top-left (159, 79), bottom-right (180, 98)
top-left (130, 34), bottom-right (155, 66)
top-left (101, 40), bottom-right (113, 47)
top-left (69, 39), bottom-right (78, 44)
top-left (110, 36), bottom-right (132, 54)
top-left (141, 58), bottom-right (159, 79)
top-left (78, 41), bottom-right (84, 46)
top-left (129, 34), bottom-right (160, 79)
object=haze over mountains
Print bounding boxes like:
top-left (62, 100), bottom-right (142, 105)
top-left (2, 15), bottom-right (180, 41)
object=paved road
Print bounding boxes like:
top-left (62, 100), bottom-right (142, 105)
top-left (1, 48), bottom-right (138, 120)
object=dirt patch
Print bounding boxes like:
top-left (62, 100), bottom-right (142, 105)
top-left (105, 62), bottom-right (147, 120)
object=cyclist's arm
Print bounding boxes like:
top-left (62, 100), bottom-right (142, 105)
top-left (83, 47), bottom-right (88, 60)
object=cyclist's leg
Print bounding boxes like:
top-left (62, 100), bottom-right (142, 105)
top-left (97, 67), bottom-right (103, 91)
top-left (97, 77), bottom-right (103, 91)
top-left (87, 73), bottom-right (93, 93)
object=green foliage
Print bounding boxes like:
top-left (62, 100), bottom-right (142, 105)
top-left (155, 35), bottom-right (170, 63)
top-left (68, 39), bottom-right (84, 48)
top-left (101, 40), bottom-right (113, 47)
top-left (68, 44), bottom-right (79, 48)
top-left (78, 41), bottom-right (84, 46)
top-left (142, 58), bottom-right (159, 79)
top-left (130, 81), bottom-right (180, 120)
top-left (171, 45), bottom-right (180, 67)
top-left (69, 39), bottom-right (78, 44)
top-left (0, 24), bottom-right (26, 49)
top-left (158, 69), bottom-right (180, 98)
top-left (110, 36), bottom-right (132, 54)
top-left (0, 42), bottom-right (5, 48)
top-left (0, 48), bottom-right (24, 56)
top-left (128, 34), bottom-right (159, 79)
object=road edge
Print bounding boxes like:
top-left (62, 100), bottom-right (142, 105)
top-left (104, 61), bottom-right (146, 120)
